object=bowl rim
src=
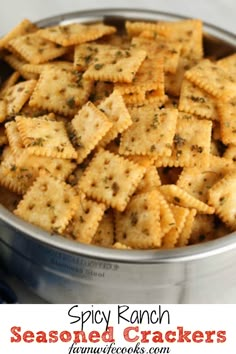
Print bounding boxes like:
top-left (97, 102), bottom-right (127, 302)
top-left (0, 8), bottom-right (236, 264)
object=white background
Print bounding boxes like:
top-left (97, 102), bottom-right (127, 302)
top-left (0, 0), bottom-right (235, 35)
top-left (0, 304), bottom-right (236, 354)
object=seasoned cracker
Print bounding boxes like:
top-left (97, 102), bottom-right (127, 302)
top-left (71, 101), bottom-right (112, 163)
top-left (98, 90), bottom-right (132, 146)
top-left (38, 23), bottom-right (116, 46)
top-left (159, 184), bottom-right (215, 214)
top-left (16, 116), bottom-right (77, 159)
top-left (14, 174), bottom-right (78, 233)
top-left (177, 156), bottom-right (234, 203)
top-left (136, 166), bottom-right (161, 194)
top-left (4, 79), bottom-right (37, 118)
top-left (179, 79), bottom-right (218, 119)
top-left (89, 81), bottom-right (114, 105)
top-left (208, 171), bottom-right (236, 230)
top-left (177, 208), bottom-right (197, 246)
top-left (83, 46), bottom-right (146, 83)
top-left (29, 67), bottom-right (93, 116)
top-left (0, 71), bottom-right (20, 97)
top-left (157, 191), bottom-right (176, 235)
top-left (115, 190), bottom-right (162, 248)
top-left (0, 146), bottom-right (37, 194)
top-left (0, 19), bottom-right (37, 49)
top-left (115, 57), bottom-right (164, 95)
top-left (185, 59), bottom-right (236, 100)
top-left (8, 32), bottom-right (68, 64)
top-left (119, 107), bottom-right (178, 157)
top-left (3, 54), bottom-right (37, 80)
top-left (217, 53), bottom-right (236, 78)
top-left (131, 36), bottom-right (181, 74)
top-left (79, 149), bottom-right (146, 211)
top-left (165, 56), bottom-right (199, 97)
top-left (218, 97), bottom-right (236, 145)
top-left (5, 120), bottom-right (31, 163)
top-left (125, 21), bottom-right (170, 38)
top-left (160, 19), bottom-right (203, 59)
top-left (92, 209), bottom-right (114, 247)
top-left (155, 113), bottom-right (212, 168)
top-left (161, 204), bottom-right (189, 248)
top-left (65, 193), bottom-right (106, 244)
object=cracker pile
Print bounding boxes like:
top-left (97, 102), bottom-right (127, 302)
top-left (0, 17), bottom-right (235, 249)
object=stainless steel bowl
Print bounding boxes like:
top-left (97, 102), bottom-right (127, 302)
top-left (0, 9), bottom-right (236, 303)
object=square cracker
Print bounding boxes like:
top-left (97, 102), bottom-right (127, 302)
top-left (65, 193), bottom-right (106, 244)
top-left (92, 209), bottom-right (114, 247)
top-left (115, 57), bottom-right (164, 95)
top-left (161, 204), bottom-right (189, 248)
top-left (218, 97), bottom-right (236, 145)
top-left (179, 79), bottom-right (218, 120)
top-left (38, 23), bottom-right (116, 46)
top-left (14, 174), bottom-right (78, 233)
top-left (208, 172), bottom-right (236, 230)
top-left (115, 190), bottom-right (162, 248)
top-left (71, 101), bottom-right (112, 163)
top-left (0, 71), bottom-right (20, 97)
top-left (217, 54), bottom-right (236, 78)
top-left (3, 79), bottom-right (37, 118)
top-left (0, 146), bottom-right (37, 194)
top-left (155, 113), bottom-right (212, 168)
top-left (3, 54), bottom-right (38, 80)
top-left (185, 59), bottom-right (236, 100)
top-left (83, 46), bottom-right (146, 83)
top-left (160, 19), bottom-right (203, 59)
top-left (119, 107), bottom-right (178, 157)
top-left (131, 36), bottom-right (181, 74)
top-left (125, 21), bottom-right (170, 38)
top-left (8, 32), bottom-right (68, 64)
top-left (0, 18), bottom-right (37, 49)
top-left (15, 116), bottom-right (77, 159)
top-left (79, 149), bottom-right (146, 212)
top-left (98, 90), bottom-right (132, 147)
top-left (159, 184), bottom-right (214, 214)
top-left (29, 66), bottom-right (93, 116)
top-left (177, 156), bottom-right (234, 203)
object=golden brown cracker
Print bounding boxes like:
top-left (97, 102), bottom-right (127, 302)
top-left (16, 116), bottom-right (77, 159)
top-left (8, 32), bottom-right (68, 64)
top-left (115, 190), bottom-right (162, 248)
top-left (79, 149), bottom-right (146, 212)
top-left (65, 194), bottom-right (106, 244)
top-left (119, 107), bottom-right (178, 157)
top-left (83, 46), bottom-right (146, 83)
top-left (29, 66), bottom-right (93, 116)
top-left (71, 101), bottom-right (112, 163)
top-left (38, 23), bottom-right (116, 46)
top-left (185, 59), bottom-right (236, 100)
top-left (14, 173), bottom-right (79, 233)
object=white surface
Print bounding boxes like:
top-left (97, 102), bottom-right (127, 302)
top-left (0, 0), bottom-right (235, 35)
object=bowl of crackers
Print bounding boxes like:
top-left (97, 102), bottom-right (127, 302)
top-left (0, 8), bottom-right (236, 303)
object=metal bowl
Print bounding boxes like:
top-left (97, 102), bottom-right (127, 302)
top-left (0, 8), bottom-right (236, 303)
